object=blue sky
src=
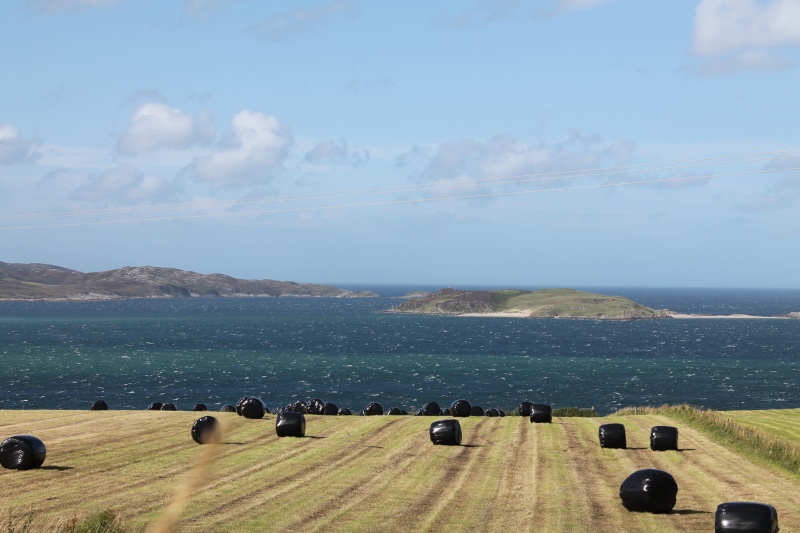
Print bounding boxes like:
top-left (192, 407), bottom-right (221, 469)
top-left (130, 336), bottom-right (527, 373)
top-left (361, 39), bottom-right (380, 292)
top-left (1, 0), bottom-right (799, 288)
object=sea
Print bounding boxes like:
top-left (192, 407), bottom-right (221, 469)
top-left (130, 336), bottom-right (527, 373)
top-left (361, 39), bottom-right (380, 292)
top-left (1, 286), bottom-right (799, 415)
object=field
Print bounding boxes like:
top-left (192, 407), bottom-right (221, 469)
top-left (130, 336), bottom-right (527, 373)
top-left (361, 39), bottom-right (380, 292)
top-left (1, 409), bottom-right (798, 532)
top-left (718, 407), bottom-right (800, 448)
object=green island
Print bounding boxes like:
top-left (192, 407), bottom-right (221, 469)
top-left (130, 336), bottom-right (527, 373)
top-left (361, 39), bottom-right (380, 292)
top-left (389, 287), bottom-right (674, 319)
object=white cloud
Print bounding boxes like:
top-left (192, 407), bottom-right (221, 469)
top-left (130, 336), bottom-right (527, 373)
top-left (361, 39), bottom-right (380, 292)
top-left (0, 124), bottom-right (41, 165)
top-left (116, 103), bottom-right (214, 154)
top-left (27, 0), bottom-right (122, 13)
top-left (70, 164), bottom-right (177, 204)
top-left (247, 1), bottom-right (355, 43)
top-left (191, 110), bottom-right (293, 188)
top-left (304, 138), bottom-right (369, 167)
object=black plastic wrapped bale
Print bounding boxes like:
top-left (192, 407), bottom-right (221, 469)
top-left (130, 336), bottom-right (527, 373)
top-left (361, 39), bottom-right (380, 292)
top-left (273, 406), bottom-right (284, 414)
top-left (400, 409), bottom-right (408, 415)
top-left (599, 423), bottom-right (627, 449)
top-left (529, 404), bottom-right (552, 423)
top-left (415, 408), bottom-right (423, 416)
top-left (161, 403), bottom-right (177, 411)
top-left (517, 401), bottom-right (534, 417)
top-left (364, 402), bottom-right (383, 416)
top-left (421, 401), bottom-right (441, 416)
top-left (276, 411), bottom-right (306, 438)
top-left (715, 502), bottom-right (779, 533)
top-left (386, 407), bottom-right (402, 415)
top-left (220, 405), bottom-right (236, 412)
top-left (499, 410), bottom-right (506, 417)
top-left (240, 397), bottom-right (266, 419)
top-left (471, 405), bottom-right (485, 417)
top-left (450, 399), bottom-right (472, 417)
top-left (193, 403), bottom-right (208, 412)
top-left (429, 420), bottom-right (462, 446)
top-left (442, 408), bottom-right (452, 416)
top-left (0, 435), bottom-right (46, 470)
top-left (191, 416), bottom-right (221, 445)
top-left (290, 401), bottom-right (308, 414)
top-left (91, 399), bottom-right (108, 411)
top-left (619, 468), bottom-right (678, 514)
top-left (323, 402), bottom-right (338, 415)
top-left (337, 408), bottom-right (352, 416)
top-left (485, 408), bottom-right (501, 417)
top-left (235, 397), bottom-right (250, 416)
top-left (650, 426), bottom-right (679, 451)
top-left (147, 402), bottom-right (163, 411)
top-left (307, 398), bottom-right (325, 415)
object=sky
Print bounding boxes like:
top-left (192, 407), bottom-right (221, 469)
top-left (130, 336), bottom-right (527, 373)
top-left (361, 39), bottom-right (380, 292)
top-left (1, 0), bottom-right (799, 288)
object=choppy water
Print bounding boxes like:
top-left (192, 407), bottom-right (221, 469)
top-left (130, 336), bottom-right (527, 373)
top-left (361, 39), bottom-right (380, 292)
top-left (1, 287), bottom-right (798, 414)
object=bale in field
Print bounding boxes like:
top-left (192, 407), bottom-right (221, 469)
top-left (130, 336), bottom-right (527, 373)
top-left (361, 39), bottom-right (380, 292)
top-left (323, 402), bottom-right (338, 415)
top-left (485, 408), bottom-right (501, 417)
top-left (517, 401), bottom-right (533, 417)
top-left (220, 405), bottom-right (236, 412)
top-left (0, 435), bottom-right (46, 470)
top-left (619, 468), bottom-right (678, 513)
top-left (471, 405), bottom-right (485, 416)
top-left (307, 398), bottom-right (325, 415)
top-left (289, 401), bottom-right (308, 414)
top-left (450, 399), bottom-right (472, 417)
top-left (498, 409), bottom-right (506, 417)
top-left (191, 416), bottom-right (221, 445)
top-left (714, 502), bottom-right (779, 533)
top-left (599, 423), bottom-right (626, 449)
top-left (235, 397), bottom-right (250, 416)
top-left (193, 403), bottom-right (208, 412)
top-left (442, 408), bottom-right (452, 416)
top-left (529, 404), bottom-right (552, 423)
top-left (400, 409), bottom-right (408, 415)
top-left (240, 397), bottom-right (266, 419)
top-left (386, 407), bottom-right (403, 415)
top-left (161, 403), bottom-right (177, 411)
top-left (421, 401), bottom-right (441, 416)
top-left (650, 426), bottom-right (679, 451)
top-left (415, 408), bottom-right (423, 416)
top-left (276, 411), bottom-right (306, 437)
top-left (363, 402), bottom-right (383, 416)
top-left (337, 408), bottom-right (352, 416)
top-left (91, 399), bottom-right (108, 411)
top-left (147, 402), bottom-right (163, 411)
top-left (429, 420), bottom-right (462, 446)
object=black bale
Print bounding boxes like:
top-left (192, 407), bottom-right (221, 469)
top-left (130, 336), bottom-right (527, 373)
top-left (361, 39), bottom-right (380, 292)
top-left (619, 468), bottom-right (678, 514)
top-left (415, 409), bottom-right (423, 416)
top-left (470, 405), bottom-right (485, 417)
top-left (715, 502), bottom-right (779, 533)
top-left (485, 408), bottom-right (501, 417)
top-left (386, 407), bottom-right (403, 415)
top-left (307, 398), bottom-right (325, 415)
top-left (289, 401), bottom-right (308, 414)
top-left (442, 408), bottom-right (452, 416)
top-left (421, 401), bottom-right (441, 416)
top-left (191, 416), bottom-right (221, 445)
top-left (650, 426), bottom-right (679, 451)
top-left (337, 408), bottom-right (352, 416)
top-left (161, 403), bottom-right (177, 411)
top-left (599, 423), bottom-right (627, 449)
top-left (529, 404), bottom-right (553, 423)
top-left (235, 397), bottom-right (250, 416)
top-left (91, 399), bottom-right (108, 411)
top-left (240, 397), bottom-right (266, 419)
top-left (517, 401), bottom-right (534, 417)
top-left (276, 411), bottom-right (306, 438)
top-left (499, 409), bottom-right (506, 417)
top-left (147, 402), bottom-right (163, 411)
top-left (450, 399), bottom-right (472, 417)
top-left (429, 420), bottom-right (462, 446)
top-left (220, 405), bottom-right (236, 412)
top-left (0, 435), bottom-right (46, 470)
top-left (193, 403), bottom-right (208, 412)
top-left (363, 402), bottom-right (383, 416)
top-left (323, 402), bottom-right (338, 415)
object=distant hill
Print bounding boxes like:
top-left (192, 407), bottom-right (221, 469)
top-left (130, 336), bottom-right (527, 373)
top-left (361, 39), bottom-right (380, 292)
top-left (0, 261), bottom-right (376, 301)
top-left (389, 287), bottom-right (672, 319)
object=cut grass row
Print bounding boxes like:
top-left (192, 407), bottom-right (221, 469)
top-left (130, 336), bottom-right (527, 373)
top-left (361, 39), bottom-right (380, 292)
top-left (1, 409), bottom-right (799, 532)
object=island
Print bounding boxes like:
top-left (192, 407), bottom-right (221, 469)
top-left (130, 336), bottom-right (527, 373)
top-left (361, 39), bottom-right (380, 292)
top-left (0, 261), bottom-right (376, 301)
top-left (388, 287), bottom-right (673, 320)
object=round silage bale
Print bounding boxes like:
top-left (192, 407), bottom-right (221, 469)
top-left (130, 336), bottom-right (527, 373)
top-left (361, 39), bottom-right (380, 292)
top-left (193, 403), bottom-right (208, 412)
top-left (220, 405), bottom-right (236, 412)
top-left (529, 404), bottom-right (552, 423)
top-left (517, 401), bottom-right (534, 417)
top-left (0, 435), bottom-right (46, 470)
top-left (91, 399), bottom-right (108, 411)
top-left (147, 402), bottom-right (163, 411)
top-left (442, 408), bottom-right (451, 416)
top-left (421, 401), bottom-right (441, 416)
top-left (276, 411), bottom-right (306, 438)
top-left (307, 398), bottom-right (325, 415)
top-left (191, 416), bottom-right (221, 445)
top-left (235, 396), bottom-right (250, 416)
top-left (650, 426), bottom-right (678, 451)
top-left (619, 468), bottom-right (677, 513)
top-left (715, 502), bottom-right (779, 532)
top-left (290, 401), bottom-right (308, 414)
top-left (429, 420), bottom-right (462, 446)
top-left (386, 407), bottom-right (402, 415)
top-left (450, 399), bottom-right (472, 417)
top-left (470, 405), bottom-right (485, 416)
top-left (337, 407), bottom-right (352, 416)
top-left (363, 402), bottom-right (383, 416)
top-left (485, 408), bottom-right (501, 417)
top-left (498, 409), bottom-right (506, 417)
top-left (323, 402), bottom-right (338, 415)
top-left (415, 408), bottom-right (423, 416)
top-left (599, 423), bottom-right (626, 449)
top-left (161, 403), bottom-right (177, 411)
top-left (400, 409), bottom-right (408, 415)
top-left (240, 397), bottom-right (266, 419)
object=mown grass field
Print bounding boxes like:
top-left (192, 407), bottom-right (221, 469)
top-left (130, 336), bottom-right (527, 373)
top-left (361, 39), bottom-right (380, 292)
top-left (719, 407), bottom-right (800, 447)
top-left (1, 409), bottom-right (798, 532)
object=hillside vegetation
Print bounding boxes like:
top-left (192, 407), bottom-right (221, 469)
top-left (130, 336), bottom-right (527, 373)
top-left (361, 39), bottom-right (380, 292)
top-left (1, 409), bottom-right (798, 532)
top-left (391, 288), bottom-right (672, 319)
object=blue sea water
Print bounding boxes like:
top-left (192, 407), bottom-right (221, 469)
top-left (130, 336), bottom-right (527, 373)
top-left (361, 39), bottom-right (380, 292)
top-left (0, 287), bottom-right (798, 414)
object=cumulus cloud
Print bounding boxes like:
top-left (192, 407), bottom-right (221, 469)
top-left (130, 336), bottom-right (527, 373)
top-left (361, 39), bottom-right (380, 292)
top-left (0, 124), bottom-right (42, 165)
top-left (247, 0), bottom-right (355, 43)
top-left (304, 138), bottom-right (368, 167)
top-left (116, 103), bottom-right (214, 154)
top-left (27, 0), bottom-right (122, 13)
top-left (691, 0), bottom-right (800, 74)
top-left (70, 164), bottom-right (177, 204)
top-left (191, 110), bottom-right (293, 188)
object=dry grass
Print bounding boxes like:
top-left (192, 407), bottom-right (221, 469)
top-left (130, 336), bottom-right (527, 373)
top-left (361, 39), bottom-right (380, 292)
top-left (1, 409), bottom-right (799, 532)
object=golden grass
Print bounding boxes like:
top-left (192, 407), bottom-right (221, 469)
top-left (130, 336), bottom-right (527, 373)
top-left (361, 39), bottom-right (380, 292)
top-left (1, 409), bottom-right (799, 532)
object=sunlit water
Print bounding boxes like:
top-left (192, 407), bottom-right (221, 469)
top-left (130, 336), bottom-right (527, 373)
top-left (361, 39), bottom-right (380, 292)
top-left (1, 287), bottom-right (798, 414)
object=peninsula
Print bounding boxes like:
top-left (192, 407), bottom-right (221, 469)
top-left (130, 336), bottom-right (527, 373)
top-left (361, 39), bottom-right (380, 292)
top-left (0, 261), bottom-right (376, 301)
